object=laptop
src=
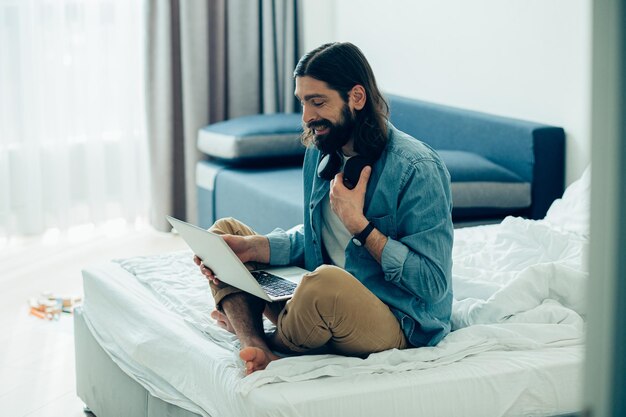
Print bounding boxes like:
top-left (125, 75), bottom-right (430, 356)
top-left (166, 216), bottom-right (309, 302)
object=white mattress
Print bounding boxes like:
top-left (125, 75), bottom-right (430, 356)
top-left (81, 214), bottom-right (588, 417)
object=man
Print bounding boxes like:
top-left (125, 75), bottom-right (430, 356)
top-left (194, 42), bottom-right (453, 375)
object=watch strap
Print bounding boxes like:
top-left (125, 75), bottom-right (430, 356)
top-left (352, 221), bottom-right (375, 246)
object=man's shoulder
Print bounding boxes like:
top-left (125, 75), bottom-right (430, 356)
top-left (385, 123), bottom-right (442, 166)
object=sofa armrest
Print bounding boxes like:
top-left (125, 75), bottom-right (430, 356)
top-left (531, 127), bottom-right (566, 219)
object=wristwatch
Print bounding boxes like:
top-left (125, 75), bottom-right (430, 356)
top-left (352, 222), bottom-right (375, 247)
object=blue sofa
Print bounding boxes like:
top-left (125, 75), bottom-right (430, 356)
top-left (196, 95), bottom-right (565, 234)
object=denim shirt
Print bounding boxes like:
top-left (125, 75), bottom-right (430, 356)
top-left (266, 123), bottom-right (454, 347)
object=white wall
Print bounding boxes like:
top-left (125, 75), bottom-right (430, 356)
top-left (302, 0), bottom-right (591, 185)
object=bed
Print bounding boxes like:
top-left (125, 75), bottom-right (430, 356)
top-left (74, 169), bottom-right (590, 417)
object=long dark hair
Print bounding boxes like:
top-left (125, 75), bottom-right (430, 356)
top-left (294, 42), bottom-right (389, 159)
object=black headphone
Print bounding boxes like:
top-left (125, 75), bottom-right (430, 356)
top-left (317, 151), bottom-right (373, 190)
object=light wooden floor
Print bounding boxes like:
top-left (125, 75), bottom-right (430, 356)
top-left (0, 225), bottom-right (186, 417)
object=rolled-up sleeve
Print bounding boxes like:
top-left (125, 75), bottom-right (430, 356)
top-left (266, 223), bottom-right (306, 266)
top-left (380, 159), bottom-right (453, 304)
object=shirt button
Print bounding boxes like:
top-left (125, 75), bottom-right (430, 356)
top-left (312, 239), bottom-right (317, 245)
top-left (310, 204), bottom-right (314, 209)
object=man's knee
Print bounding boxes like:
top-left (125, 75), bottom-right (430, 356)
top-left (297, 265), bottom-right (356, 298)
top-left (276, 266), bottom-right (351, 352)
top-left (210, 217), bottom-right (254, 236)
top-left (291, 265), bottom-right (361, 318)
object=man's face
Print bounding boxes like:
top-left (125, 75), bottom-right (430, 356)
top-left (294, 76), bottom-right (356, 154)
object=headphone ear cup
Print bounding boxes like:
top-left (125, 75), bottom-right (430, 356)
top-left (317, 151), bottom-right (342, 181)
top-left (343, 155), bottom-right (372, 189)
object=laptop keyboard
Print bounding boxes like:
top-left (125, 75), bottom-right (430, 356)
top-left (251, 271), bottom-right (297, 297)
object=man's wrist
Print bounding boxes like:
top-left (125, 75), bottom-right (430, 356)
top-left (250, 235), bottom-right (271, 263)
top-left (352, 221), bottom-right (376, 247)
top-left (347, 217), bottom-right (369, 235)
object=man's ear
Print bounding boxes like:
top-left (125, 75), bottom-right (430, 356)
top-left (349, 85), bottom-right (367, 111)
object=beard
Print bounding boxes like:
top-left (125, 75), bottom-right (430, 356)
top-left (308, 104), bottom-right (356, 154)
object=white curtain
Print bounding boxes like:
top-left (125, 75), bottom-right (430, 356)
top-left (0, 0), bottom-right (148, 237)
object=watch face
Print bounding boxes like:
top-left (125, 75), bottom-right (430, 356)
top-left (352, 237), bottom-right (363, 247)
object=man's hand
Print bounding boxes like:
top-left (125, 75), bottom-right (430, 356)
top-left (329, 166), bottom-right (371, 234)
top-left (193, 234), bottom-right (270, 285)
top-left (194, 254), bottom-right (221, 285)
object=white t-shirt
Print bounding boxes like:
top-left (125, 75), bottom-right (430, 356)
top-left (320, 154), bottom-right (353, 268)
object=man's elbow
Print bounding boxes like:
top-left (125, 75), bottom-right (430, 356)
top-left (430, 282), bottom-right (449, 304)
top-left (421, 266), bottom-right (450, 304)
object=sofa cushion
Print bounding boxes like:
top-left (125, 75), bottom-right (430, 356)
top-left (197, 113), bottom-right (304, 161)
top-left (213, 166), bottom-right (304, 234)
top-left (438, 150), bottom-right (531, 211)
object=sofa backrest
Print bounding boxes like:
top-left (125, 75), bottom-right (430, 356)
top-left (387, 94), bottom-right (565, 219)
top-left (387, 94), bottom-right (563, 184)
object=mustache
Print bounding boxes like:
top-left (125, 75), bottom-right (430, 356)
top-left (306, 119), bottom-right (331, 130)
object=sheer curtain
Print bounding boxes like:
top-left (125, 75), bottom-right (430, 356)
top-left (0, 0), bottom-right (148, 238)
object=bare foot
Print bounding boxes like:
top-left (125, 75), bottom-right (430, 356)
top-left (210, 309), bottom-right (235, 333)
top-left (239, 347), bottom-right (280, 375)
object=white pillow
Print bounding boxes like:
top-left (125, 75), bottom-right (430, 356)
top-left (544, 165), bottom-right (591, 236)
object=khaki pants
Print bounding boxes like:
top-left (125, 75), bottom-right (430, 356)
top-left (209, 217), bottom-right (407, 356)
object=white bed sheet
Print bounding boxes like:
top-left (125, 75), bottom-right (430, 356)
top-left (81, 211), bottom-right (587, 417)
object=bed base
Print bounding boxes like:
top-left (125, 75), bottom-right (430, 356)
top-left (74, 307), bottom-right (203, 417)
top-left (74, 305), bottom-right (583, 417)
